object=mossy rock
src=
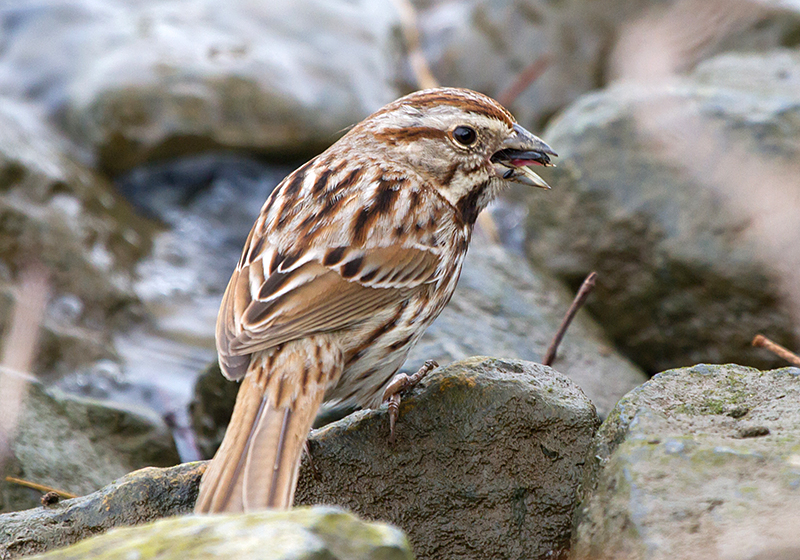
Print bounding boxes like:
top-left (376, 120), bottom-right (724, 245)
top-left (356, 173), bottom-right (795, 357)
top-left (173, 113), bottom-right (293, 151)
top-left (574, 364), bottom-right (800, 560)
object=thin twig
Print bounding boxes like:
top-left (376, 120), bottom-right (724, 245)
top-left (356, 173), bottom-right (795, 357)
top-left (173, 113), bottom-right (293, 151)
top-left (5, 476), bottom-right (77, 499)
top-left (752, 334), bottom-right (800, 367)
top-left (391, 0), bottom-right (439, 90)
top-left (497, 55), bottom-right (553, 108)
top-left (391, 0), bottom-right (504, 244)
top-left (543, 272), bottom-right (598, 366)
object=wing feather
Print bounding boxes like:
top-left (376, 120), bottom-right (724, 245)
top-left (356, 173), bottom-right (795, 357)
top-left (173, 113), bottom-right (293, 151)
top-left (229, 263), bottom-right (416, 356)
top-left (216, 171), bottom-right (445, 380)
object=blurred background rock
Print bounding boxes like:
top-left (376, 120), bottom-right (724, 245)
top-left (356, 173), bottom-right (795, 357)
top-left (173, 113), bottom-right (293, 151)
top-left (0, 0), bottom-right (798, 514)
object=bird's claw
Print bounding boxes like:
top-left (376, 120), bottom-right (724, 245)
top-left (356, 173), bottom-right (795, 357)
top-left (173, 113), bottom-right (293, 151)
top-left (382, 360), bottom-right (438, 444)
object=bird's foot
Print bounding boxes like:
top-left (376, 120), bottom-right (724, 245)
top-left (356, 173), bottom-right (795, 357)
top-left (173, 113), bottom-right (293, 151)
top-left (382, 360), bottom-right (438, 444)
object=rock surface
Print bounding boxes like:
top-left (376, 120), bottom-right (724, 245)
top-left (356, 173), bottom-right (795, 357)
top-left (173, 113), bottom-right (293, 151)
top-left (0, 0), bottom-right (403, 175)
top-left (0, 463), bottom-right (202, 560)
top-left (29, 506), bottom-right (412, 560)
top-left (517, 49), bottom-right (800, 373)
top-left (296, 357), bottom-right (600, 560)
top-left (408, 238), bottom-right (646, 417)
top-left (572, 364), bottom-right (800, 560)
top-left (4, 358), bottom-right (596, 560)
top-left (1, 383), bottom-right (180, 514)
top-left (4, 0), bottom-right (796, 175)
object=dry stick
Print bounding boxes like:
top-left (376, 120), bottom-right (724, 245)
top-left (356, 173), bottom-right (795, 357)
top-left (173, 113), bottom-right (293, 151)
top-left (543, 272), bottom-right (598, 366)
top-left (752, 334), bottom-right (800, 367)
top-left (0, 263), bottom-right (50, 467)
top-left (391, 0), bottom-right (504, 244)
top-left (391, 0), bottom-right (439, 90)
top-left (4, 476), bottom-right (78, 499)
top-left (497, 55), bottom-right (553, 108)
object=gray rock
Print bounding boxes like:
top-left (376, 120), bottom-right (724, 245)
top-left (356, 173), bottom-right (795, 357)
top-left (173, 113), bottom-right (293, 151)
top-left (0, 463), bottom-right (201, 560)
top-left (518, 49), bottom-right (800, 373)
top-left (296, 357), bottom-right (600, 560)
top-left (0, 98), bottom-right (151, 377)
top-left (1, 382), bottom-right (180, 514)
top-left (572, 364), bottom-right (800, 560)
top-left (413, 0), bottom-right (800, 129)
top-left (27, 506), bottom-right (412, 560)
top-left (0, 0), bottom-right (403, 174)
top-left (5, 358), bottom-right (597, 559)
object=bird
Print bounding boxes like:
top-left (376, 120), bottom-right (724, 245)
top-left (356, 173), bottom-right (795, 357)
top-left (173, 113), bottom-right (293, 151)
top-left (194, 87), bottom-right (556, 513)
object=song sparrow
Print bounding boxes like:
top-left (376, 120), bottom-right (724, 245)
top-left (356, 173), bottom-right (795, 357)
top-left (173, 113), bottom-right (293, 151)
top-left (195, 87), bottom-right (556, 513)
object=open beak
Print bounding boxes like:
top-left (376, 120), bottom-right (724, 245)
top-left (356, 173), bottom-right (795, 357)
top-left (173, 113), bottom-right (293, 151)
top-left (492, 123), bottom-right (557, 189)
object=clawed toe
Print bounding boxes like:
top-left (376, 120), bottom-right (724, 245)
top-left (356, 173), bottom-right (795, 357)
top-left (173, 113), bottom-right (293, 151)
top-left (382, 360), bottom-right (438, 444)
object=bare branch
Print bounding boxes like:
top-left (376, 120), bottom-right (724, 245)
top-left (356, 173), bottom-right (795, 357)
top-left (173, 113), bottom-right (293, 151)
top-left (5, 476), bottom-right (77, 499)
top-left (752, 334), bottom-right (800, 368)
top-left (543, 272), bottom-right (598, 366)
top-left (497, 55), bottom-right (552, 108)
top-left (391, 0), bottom-right (439, 90)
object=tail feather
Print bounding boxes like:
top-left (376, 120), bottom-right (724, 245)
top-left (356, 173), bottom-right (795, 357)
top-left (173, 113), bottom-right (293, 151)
top-left (195, 375), bottom-right (266, 513)
top-left (243, 389), bottom-right (326, 509)
top-left (195, 338), bottom-right (341, 513)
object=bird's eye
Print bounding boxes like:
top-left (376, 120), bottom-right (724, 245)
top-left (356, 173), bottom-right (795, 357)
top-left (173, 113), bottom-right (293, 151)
top-left (452, 126), bottom-right (477, 147)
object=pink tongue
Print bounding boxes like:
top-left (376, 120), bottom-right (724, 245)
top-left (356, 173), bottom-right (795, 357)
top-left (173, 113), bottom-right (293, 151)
top-left (511, 158), bottom-right (543, 167)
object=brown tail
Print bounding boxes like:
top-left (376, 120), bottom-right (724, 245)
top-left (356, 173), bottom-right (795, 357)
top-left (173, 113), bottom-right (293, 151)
top-left (195, 338), bottom-right (341, 512)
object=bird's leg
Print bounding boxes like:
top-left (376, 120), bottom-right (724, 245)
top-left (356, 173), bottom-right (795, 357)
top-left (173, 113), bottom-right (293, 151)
top-left (382, 360), bottom-right (438, 444)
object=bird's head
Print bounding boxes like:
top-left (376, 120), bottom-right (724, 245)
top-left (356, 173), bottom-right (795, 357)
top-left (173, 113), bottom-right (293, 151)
top-left (354, 87), bottom-right (556, 224)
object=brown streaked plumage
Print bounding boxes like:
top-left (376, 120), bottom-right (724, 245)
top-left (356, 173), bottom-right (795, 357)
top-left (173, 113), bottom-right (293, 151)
top-left (195, 87), bottom-right (556, 513)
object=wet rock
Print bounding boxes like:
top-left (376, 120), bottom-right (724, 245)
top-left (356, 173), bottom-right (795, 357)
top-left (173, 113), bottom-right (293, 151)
top-left (572, 364), bottom-right (800, 560)
top-left (0, 463), bottom-right (203, 560)
top-left (0, 0), bottom-right (403, 175)
top-left (1, 382), bottom-right (180, 514)
top-left (0, 98), bottom-right (152, 378)
top-left (517, 50), bottom-right (800, 373)
top-left (296, 357), bottom-right (600, 560)
top-left (118, 154), bottom-right (288, 344)
top-left (413, 0), bottom-right (800, 129)
top-left (29, 506), bottom-right (412, 560)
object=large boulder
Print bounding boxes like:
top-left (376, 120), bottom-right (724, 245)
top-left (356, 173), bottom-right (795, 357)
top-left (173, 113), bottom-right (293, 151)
top-left (3, 358), bottom-right (598, 560)
top-left (1, 382), bottom-right (180, 514)
top-left (296, 357), bottom-right (600, 560)
top-left (517, 49), bottom-right (800, 373)
top-left (0, 0), bottom-right (404, 174)
top-left (572, 364), bottom-right (800, 560)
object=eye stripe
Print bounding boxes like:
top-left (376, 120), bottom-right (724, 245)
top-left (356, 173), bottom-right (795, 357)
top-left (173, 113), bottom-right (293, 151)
top-left (373, 127), bottom-right (446, 145)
